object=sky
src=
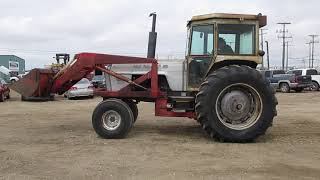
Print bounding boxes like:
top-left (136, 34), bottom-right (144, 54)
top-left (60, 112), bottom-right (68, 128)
top-left (0, 0), bottom-right (319, 70)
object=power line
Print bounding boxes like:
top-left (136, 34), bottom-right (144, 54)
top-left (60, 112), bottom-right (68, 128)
top-left (277, 22), bottom-right (291, 70)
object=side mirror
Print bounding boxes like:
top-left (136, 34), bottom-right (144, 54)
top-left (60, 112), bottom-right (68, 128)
top-left (258, 50), bottom-right (265, 57)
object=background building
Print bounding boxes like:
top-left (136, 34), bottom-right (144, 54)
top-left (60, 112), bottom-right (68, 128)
top-left (0, 55), bottom-right (25, 75)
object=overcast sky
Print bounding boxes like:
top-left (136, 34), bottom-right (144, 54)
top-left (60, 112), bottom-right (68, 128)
top-left (0, 0), bottom-right (319, 70)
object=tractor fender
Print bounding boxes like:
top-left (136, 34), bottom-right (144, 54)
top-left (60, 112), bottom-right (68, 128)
top-left (206, 59), bottom-right (258, 77)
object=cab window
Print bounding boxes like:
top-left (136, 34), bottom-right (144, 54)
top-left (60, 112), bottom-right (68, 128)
top-left (306, 69), bottom-right (318, 75)
top-left (190, 25), bottom-right (214, 56)
top-left (273, 70), bottom-right (285, 75)
top-left (264, 71), bottom-right (271, 78)
top-left (188, 25), bottom-right (215, 87)
top-left (288, 70), bottom-right (302, 76)
top-left (218, 24), bottom-right (256, 55)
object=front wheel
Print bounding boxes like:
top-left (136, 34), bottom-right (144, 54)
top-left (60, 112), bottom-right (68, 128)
top-left (92, 99), bottom-right (134, 139)
top-left (311, 82), bottom-right (319, 91)
top-left (0, 93), bottom-right (4, 102)
top-left (280, 83), bottom-right (290, 93)
top-left (195, 65), bottom-right (277, 142)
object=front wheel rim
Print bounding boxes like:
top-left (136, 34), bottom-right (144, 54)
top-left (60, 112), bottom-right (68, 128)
top-left (215, 83), bottom-right (263, 130)
top-left (102, 110), bottom-right (122, 131)
top-left (281, 85), bottom-right (288, 92)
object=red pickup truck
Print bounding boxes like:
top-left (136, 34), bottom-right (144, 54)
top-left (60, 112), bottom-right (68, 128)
top-left (0, 78), bottom-right (10, 102)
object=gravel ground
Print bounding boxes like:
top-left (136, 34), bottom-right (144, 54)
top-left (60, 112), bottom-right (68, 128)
top-left (0, 91), bottom-right (320, 180)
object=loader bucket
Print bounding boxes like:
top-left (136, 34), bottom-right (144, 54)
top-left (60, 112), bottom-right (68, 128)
top-left (10, 68), bottom-right (56, 98)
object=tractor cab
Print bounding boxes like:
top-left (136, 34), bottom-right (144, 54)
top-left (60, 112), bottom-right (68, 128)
top-left (186, 13), bottom-right (266, 89)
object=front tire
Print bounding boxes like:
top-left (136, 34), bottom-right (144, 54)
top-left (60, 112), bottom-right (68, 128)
top-left (195, 65), bottom-right (277, 142)
top-left (311, 81), bottom-right (319, 91)
top-left (92, 99), bottom-right (134, 139)
top-left (0, 93), bottom-right (4, 102)
top-left (67, 95), bottom-right (75, 100)
top-left (280, 83), bottom-right (290, 93)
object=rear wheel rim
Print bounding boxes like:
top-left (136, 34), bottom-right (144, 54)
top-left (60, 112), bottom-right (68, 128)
top-left (311, 83), bottom-right (318, 91)
top-left (281, 84), bottom-right (288, 92)
top-left (102, 110), bottom-right (121, 131)
top-left (215, 83), bottom-right (263, 130)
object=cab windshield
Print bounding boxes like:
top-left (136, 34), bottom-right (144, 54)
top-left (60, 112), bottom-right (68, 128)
top-left (218, 24), bottom-right (256, 55)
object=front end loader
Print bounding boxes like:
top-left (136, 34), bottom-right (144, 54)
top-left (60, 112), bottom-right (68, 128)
top-left (11, 13), bottom-right (277, 142)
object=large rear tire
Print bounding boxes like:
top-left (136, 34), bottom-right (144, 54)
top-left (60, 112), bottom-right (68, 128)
top-left (92, 99), bottom-right (134, 139)
top-left (195, 65), bottom-right (277, 142)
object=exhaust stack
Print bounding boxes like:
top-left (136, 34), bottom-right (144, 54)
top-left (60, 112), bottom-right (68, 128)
top-left (147, 12), bottom-right (157, 59)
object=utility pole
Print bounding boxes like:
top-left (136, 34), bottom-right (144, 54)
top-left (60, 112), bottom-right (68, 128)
top-left (306, 42), bottom-right (312, 68)
top-left (302, 59), bottom-right (306, 68)
top-left (265, 41), bottom-right (270, 70)
top-left (285, 42), bottom-right (293, 71)
top-left (286, 42), bottom-right (289, 71)
top-left (277, 22), bottom-right (291, 70)
top-left (260, 29), bottom-right (267, 68)
top-left (309, 35), bottom-right (319, 68)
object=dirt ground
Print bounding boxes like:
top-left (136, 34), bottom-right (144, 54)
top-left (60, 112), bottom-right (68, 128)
top-left (0, 91), bottom-right (320, 180)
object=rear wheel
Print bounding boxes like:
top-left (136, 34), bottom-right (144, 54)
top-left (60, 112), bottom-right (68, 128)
top-left (92, 99), bottom-right (134, 139)
top-left (67, 95), bottom-right (74, 100)
top-left (124, 100), bottom-right (139, 123)
top-left (280, 83), bottom-right (290, 93)
top-left (0, 93), bottom-right (4, 102)
top-left (195, 65), bottom-right (277, 142)
top-left (311, 81), bottom-right (319, 91)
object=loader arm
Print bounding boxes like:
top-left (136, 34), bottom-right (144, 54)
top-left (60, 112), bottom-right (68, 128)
top-left (11, 53), bottom-right (159, 99)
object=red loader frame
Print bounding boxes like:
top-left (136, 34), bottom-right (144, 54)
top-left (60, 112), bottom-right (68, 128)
top-left (52, 53), bottom-right (195, 119)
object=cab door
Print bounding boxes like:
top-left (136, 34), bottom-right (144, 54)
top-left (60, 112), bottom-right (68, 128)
top-left (187, 24), bottom-right (215, 90)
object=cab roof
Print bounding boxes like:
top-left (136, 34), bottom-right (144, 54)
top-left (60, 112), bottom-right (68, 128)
top-left (188, 13), bottom-right (267, 27)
